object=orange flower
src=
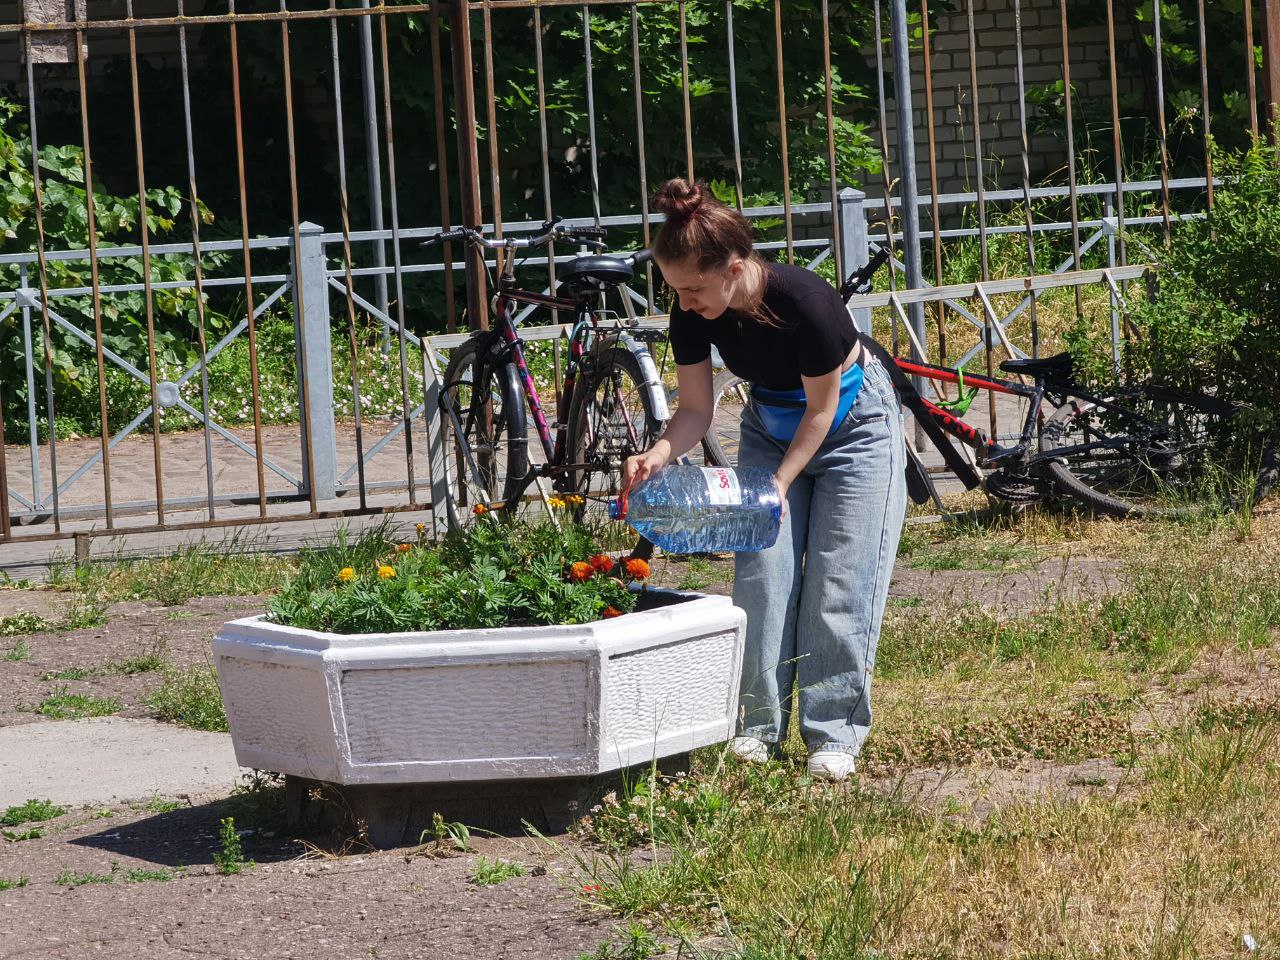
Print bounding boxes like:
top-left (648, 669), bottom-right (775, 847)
top-left (623, 558), bottom-right (650, 580)
top-left (415, 523), bottom-right (426, 535)
top-left (473, 504), bottom-right (488, 516)
top-left (589, 553), bottom-right (614, 574)
top-left (377, 565), bottom-right (396, 579)
top-left (395, 543), bottom-right (412, 553)
top-left (601, 606), bottom-right (622, 619)
top-left (582, 884), bottom-right (601, 893)
top-left (338, 567), bottom-right (357, 583)
top-left (568, 561), bottom-right (593, 582)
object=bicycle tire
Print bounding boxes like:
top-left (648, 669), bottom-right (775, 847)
top-left (565, 345), bottom-right (664, 521)
top-left (703, 369), bottom-right (751, 467)
top-left (438, 337), bottom-right (529, 527)
top-left (1039, 385), bottom-right (1270, 518)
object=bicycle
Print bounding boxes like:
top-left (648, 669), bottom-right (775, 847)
top-left (424, 220), bottom-right (669, 529)
top-left (701, 251), bottom-right (1277, 518)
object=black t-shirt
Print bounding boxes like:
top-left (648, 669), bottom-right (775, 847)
top-left (668, 262), bottom-right (855, 391)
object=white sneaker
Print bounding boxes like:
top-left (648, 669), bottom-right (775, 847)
top-left (729, 736), bottom-right (771, 763)
top-left (807, 750), bottom-right (857, 782)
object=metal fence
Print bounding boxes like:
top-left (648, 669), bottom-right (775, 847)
top-left (1, 0), bottom-right (1277, 554)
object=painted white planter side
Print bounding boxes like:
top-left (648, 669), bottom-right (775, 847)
top-left (212, 592), bottom-right (745, 785)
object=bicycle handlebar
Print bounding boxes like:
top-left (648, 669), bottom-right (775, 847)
top-left (420, 217), bottom-right (607, 253)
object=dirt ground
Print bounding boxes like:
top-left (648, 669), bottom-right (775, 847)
top-left (0, 548), bottom-right (1265, 959)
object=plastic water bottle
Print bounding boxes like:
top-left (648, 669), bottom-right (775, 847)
top-left (610, 465), bottom-right (783, 553)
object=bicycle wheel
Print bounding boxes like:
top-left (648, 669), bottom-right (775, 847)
top-left (703, 369), bottom-right (751, 467)
top-left (1040, 385), bottom-right (1270, 518)
top-left (438, 337), bottom-right (529, 527)
top-left (566, 345), bottom-right (664, 521)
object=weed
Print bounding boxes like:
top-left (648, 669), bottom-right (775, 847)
top-left (135, 795), bottom-right (184, 815)
top-left (165, 610), bottom-right (198, 621)
top-left (1, 827), bottom-right (44, 841)
top-left (2, 639), bottom-right (30, 662)
top-left (88, 809), bottom-right (114, 820)
top-left (39, 667), bottom-right (91, 681)
top-left (56, 864), bottom-right (117, 887)
top-left (59, 596), bottom-right (107, 630)
top-left (0, 613), bottom-right (49, 636)
top-left (125, 867), bottom-right (177, 883)
top-left (470, 855), bottom-right (526, 886)
top-left (0, 876), bottom-right (30, 891)
top-left (578, 921), bottom-right (665, 960)
top-left (416, 812), bottom-right (472, 857)
top-left (225, 771), bottom-right (285, 832)
top-left (214, 817), bottom-right (250, 875)
top-left (145, 665), bottom-right (226, 732)
top-left (1, 799), bottom-right (66, 826)
top-left (37, 688), bottom-right (121, 720)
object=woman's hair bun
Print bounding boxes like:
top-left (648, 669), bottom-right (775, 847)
top-left (651, 178), bottom-right (704, 223)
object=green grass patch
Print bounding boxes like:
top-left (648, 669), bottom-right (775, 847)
top-left (2, 639), bottom-right (30, 662)
top-left (0, 876), bottom-right (30, 891)
top-left (0, 613), bottom-right (50, 636)
top-left (470, 855), bottom-right (526, 886)
top-left (135, 795), bottom-right (184, 815)
top-left (2, 798), bottom-right (66, 826)
top-left (37, 688), bottom-right (122, 720)
top-left (124, 867), bottom-right (177, 883)
top-left (39, 651), bottom-right (166, 683)
top-left (55, 866), bottom-right (116, 887)
top-left (145, 665), bottom-right (227, 732)
top-left (1, 827), bottom-right (45, 841)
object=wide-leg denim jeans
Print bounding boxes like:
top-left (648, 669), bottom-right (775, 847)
top-left (732, 354), bottom-right (907, 757)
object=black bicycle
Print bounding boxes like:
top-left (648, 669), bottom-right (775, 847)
top-left (424, 220), bottom-right (668, 528)
top-left (702, 252), bottom-right (1277, 518)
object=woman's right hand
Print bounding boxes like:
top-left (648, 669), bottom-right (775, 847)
top-left (623, 444), bottom-right (669, 491)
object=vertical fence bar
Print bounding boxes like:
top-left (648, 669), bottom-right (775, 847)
top-left (920, 0), bottom-right (946, 367)
top-left (18, 265), bottom-right (40, 502)
top-left (1151, 0), bottom-right (1172, 244)
top-left (889, 0), bottom-right (925, 382)
top-left (534, 6), bottom-right (558, 307)
top-left (631, 5), bottom-right (655, 311)
top-left (177, 0), bottom-right (217, 520)
top-left (964, 0), bottom-right (996, 438)
top-left (331, 4), bottom-right (369, 511)
top-left (1013, 0), bottom-right (1039, 357)
top-left (820, 0), bottom-right (841, 282)
top-left (75, 27), bottom-right (116, 527)
top-left (582, 4), bottom-right (603, 224)
top-left (1059, 0), bottom-right (1083, 323)
top-left (1246, 0), bottom-right (1260, 138)
top-left (1105, 0), bottom-right (1128, 270)
top-left (725, 1), bottom-right (744, 211)
top-left (481, 1), bottom-right (504, 246)
top-left (428, 0), bottom-right (458, 335)
top-left (125, 2), bottom-right (169, 523)
top-left (281, 1), bottom-right (322, 512)
top-left (1197, 0), bottom-right (1214, 214)
top-left (23, 58), bottom-right (60, 531)
top-left (1265, 0), bottom-right (1280, 144)
top-left (378, 2), bottom-right (419, 503)
top-left (773, 0), bottom-right (794, 263)
top-left (357, 0), bottom-right (389, 332)
top-left (449, 0), bottom-right (486, 331)
top-left (0, 384), bottom-right (8, 539)
top-left (228, 2), bottom-right (271, 515)
top-left (679, 1), bottom-right (694, 182)
top-left (873, 0), bottom-right (899, 299)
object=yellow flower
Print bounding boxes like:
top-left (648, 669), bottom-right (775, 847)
top-left (473, 504), bottom-right (488, 516)
top-left (566, 494), bottom-right (585, 507)
top-left (338, 567), bottom-right (356, 583)
top-left (377, 565), bottom-right (396, 579)
top-left (547, 496), bottom-right (566, 509)
top-left (415, 522), bottom-right (426, 535)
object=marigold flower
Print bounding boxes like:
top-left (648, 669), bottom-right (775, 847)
top-left (473, 503), bottom-right (488, 516)
top-left (568, 561), bottom-right (593, 582)
top-left (395, 543), bottom-right (412, 553)
top-left (589, 553), bottom-right (614, 574)
top-left (623, 558), bottom-right (650, 580)
top-left (601, 606), bottom-right (622, 619)
top-left (338, 567), bottom-right (357, 583)
top-left (377, 565), bottom-right (396, 579)
top-left (547, 495), bottom-right (566, 509)
top-left (415, 522), bottom-right (426, 535)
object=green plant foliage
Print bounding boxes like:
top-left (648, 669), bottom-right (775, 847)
top-left (267, 515), bottom-right (651, 634)
top-left (1, 798), bottom-right (67, 827)
top-left (145, 665), bottom-right (227, 732)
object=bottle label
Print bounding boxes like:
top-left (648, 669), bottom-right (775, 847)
top-left (701, 467), bottom-right (742, 506)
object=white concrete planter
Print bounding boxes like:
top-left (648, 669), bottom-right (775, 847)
top-left (212, 589), bottom-right (745, 785)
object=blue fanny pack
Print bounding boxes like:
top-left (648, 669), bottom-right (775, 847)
top-left (750, 359), bottom-right (865, 443)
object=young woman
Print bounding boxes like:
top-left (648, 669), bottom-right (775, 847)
top-left (622, 178), bottom-right (907, 781)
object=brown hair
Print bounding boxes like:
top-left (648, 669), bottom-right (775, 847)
top-left (651, 178), bottom-right (773, 319)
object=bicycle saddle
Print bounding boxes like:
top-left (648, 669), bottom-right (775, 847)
top-left (999, 351), bottom-right (1075, 383)
top-left (557, 255), bottom-right (633, 293)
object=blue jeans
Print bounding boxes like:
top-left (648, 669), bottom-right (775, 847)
top-left (732, 355), bottom-right (907, 757)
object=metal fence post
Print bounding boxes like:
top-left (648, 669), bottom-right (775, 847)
top-left (293, 221), bottom-right (338, 502)
top-left (838, 187), bottom-right (872, 334)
